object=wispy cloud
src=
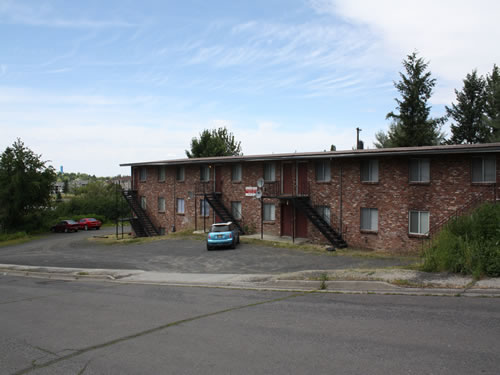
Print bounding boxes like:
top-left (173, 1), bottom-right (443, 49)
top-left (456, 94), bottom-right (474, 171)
top-left (0, 1), bottom-right (136, 28)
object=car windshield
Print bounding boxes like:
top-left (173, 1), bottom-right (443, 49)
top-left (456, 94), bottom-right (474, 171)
top-left (67, 220), bottom-right (78, 224)
top-left (211, 225), bottom-right (230, 232)
top-left (87, 218), bottom-right (96, 222)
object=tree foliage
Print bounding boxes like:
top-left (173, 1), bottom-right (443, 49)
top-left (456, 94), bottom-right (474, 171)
top-left (0, 139), bottom-right (56, 231)
top-left (54, 181), bottom-right (129, 222)
top-left (485, 64), bottom-right (500, 141)
top-left (376, 52), bottom-right (444, 148)
top-left (186, 127), bottom-right (242, 158)
top-left (446, 70), bottom-right (489, 144)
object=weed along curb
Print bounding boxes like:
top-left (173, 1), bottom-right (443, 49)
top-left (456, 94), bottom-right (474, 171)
top-left (1, 264), bottom-right (499, 297)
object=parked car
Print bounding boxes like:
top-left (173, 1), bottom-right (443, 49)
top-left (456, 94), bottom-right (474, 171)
top-left (207, 222), bottom-right (240, 250)
top-left (78, 218), bottom-right (102, 231)
top-left (51, 220), bottom-right (80, 233)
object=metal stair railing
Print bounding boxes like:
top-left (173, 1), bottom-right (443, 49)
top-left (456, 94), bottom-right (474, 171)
top-left (122, 190), bottom-right (159, 237)
top-left (204, 192), bottom-right (246, 234)
top-left (293, 197), bottom-right (347, 248)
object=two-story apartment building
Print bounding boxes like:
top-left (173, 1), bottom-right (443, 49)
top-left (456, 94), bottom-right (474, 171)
top-left (120, 143), bottom-right (499, 253)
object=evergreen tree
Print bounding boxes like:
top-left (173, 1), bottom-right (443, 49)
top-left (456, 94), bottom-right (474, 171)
top-left (485, 64), bottom-right (500, 141)
top-left (446, 70), bottom-right (489, 144)
top-left (186, 127), bottom-right (242, 158)
top-left (379, 52), bottom-right (444, 147)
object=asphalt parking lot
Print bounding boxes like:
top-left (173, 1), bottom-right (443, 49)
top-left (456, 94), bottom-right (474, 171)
top-left (0, 227), bottom-right (414, 274)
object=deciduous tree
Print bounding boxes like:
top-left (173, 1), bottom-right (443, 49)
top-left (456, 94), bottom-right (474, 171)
top-left (186, 127), bottom-right (242, 158)
top-left (0, 139), bottom-right (56, 231)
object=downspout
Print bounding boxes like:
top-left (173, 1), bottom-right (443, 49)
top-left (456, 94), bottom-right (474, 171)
top-left (172, 173), bottom-right (176, 232)
top-left (339, 163), bottom-right (343, 236)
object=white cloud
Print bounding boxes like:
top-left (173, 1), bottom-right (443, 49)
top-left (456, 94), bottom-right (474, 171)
top-left (311, 0), bottom-right (500, 103)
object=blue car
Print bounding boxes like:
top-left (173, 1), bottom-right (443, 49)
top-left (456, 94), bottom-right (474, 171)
top-left (207, 222), bottom-right (240, 250)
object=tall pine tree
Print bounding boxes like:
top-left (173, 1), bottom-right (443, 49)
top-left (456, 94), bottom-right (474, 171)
top-left (484, 64), bottom-right (500, 141)
top-left (377, 52), bottom-right (444, 148)
top-left (446, 70), bottom-right (489, 144)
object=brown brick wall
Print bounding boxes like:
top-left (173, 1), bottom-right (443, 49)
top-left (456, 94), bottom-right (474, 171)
top-left (131, 152), bottom-right (499, 253)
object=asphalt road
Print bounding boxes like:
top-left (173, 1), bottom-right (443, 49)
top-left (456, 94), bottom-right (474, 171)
top-left (0, 227), bottom-right (412, 274)
top-left (1, 275), bottom-right (499, 374)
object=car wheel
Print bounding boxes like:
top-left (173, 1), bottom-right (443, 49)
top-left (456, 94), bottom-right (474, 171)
top-left (231, 239), bottom-right (236, 249)
top-left (84, 225), bottom-right (88, 231)
top-left (96, 226), bottom-right (100, 230)
top-left (206, 244), bottom-right (212, 251)
top-left (64, 228), bottom-right (68, 233)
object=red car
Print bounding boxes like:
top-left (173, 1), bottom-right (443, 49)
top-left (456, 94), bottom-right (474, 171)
top-left (51, 220), bottom-right (80, 233)
top-left (79, 218), bottom-right (102, 231)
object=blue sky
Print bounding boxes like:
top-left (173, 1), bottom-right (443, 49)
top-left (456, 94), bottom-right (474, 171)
top-left (1, 0), bottom-right (499, 176)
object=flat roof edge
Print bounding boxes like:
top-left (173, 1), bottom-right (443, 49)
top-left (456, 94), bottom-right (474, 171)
top-left (120, 143), bottom-right (500, 167)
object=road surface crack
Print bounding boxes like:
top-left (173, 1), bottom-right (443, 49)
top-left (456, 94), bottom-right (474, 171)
top-left (11, 291), bottom-right (311, 374)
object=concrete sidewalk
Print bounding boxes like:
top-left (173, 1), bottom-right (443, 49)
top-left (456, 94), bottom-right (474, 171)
top-left (1, 263), bottom-right (499, 297)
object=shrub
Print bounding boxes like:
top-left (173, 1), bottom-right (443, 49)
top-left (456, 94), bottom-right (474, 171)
top-left (422, 203), bottom-right (500, 277)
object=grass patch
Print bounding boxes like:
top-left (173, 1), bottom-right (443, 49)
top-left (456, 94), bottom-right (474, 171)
top-left (89, 229), bottom-right (206, 246)
top-left (0, 232), bottom-right (44, 247)
top-left (77, 271), bottom-right (89, 276)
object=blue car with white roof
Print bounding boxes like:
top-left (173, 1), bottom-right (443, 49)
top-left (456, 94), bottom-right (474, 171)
top-left (206, 222), bottom-right (240, 250)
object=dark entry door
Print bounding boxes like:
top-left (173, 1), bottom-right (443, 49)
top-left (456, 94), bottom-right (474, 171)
top-left (297, 163), bottom-right (308, 195)
top-left (215, 166), bottom-right (223, 193)
top-left (296, 208), bottom-right (308, 238)
top-left (281, 203), bottom-right (293, 236)
top-left (282, 163), bottom-right (293, 195)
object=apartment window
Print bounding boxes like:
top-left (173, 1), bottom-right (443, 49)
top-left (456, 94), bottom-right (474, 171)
top-left (264, 163), bottom-right (276, 182)
top-left (158, 197), bottom-right (165, 212)
top-left (231, 201), bottom-right (242, 220)
top-left (315, 161), bottom-right (331, 182)
top-left (176, 198), bottom-right (185, 214)
top-left (200, 199), bottom-right (210, 217)
top-left (263, 203), bottom-right (275, 221)
top-left (139, 167), bottom-right (147, 182)
top-left (140, 196), bottom-right (146, 210)
top-left (176, 166), bottom-right (185, 182)
top-left (232, 164), bottom-right (242, 182)
top-left (361, 208), bottom-right (378, 232)
top-left (158, 166), bottom-right (166, 182)
top-left (472, 156), bottom-right (496, 183)
top-left (409, 159), bottom-right (430, 182)
top-left (315, 206), bottom-right (331, 223)
top-left (361, 160), bottom-right (379, 182)
top-left (409, 210), bottom-right (429, 235)
top-left (200, 166), bottom-right (210, 181)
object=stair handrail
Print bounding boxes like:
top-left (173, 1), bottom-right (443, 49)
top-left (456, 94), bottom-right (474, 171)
top-left (122, 189), bottom-right (159, 236)
top-left (427, 190), bottom-right (493, 239)
top-left (309, 196), bottom-right (347, 237)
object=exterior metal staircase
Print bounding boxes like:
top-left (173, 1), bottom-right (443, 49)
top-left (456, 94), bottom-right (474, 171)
top-left (293, 197), bottom-right (347, 249)
top-left (122, 190), bottom-right (159, 237)
top-left (204, 192), bottom-right (246, 234)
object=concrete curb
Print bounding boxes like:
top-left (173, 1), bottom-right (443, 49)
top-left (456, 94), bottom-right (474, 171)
top-left (1, 264), bottom-right (499, 297)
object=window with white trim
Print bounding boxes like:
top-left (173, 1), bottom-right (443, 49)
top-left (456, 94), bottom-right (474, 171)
top-left (139, 167), bottom-right (147, 182)
top-left (158, 197), bottom-right (165, 212)
top-left (361, 160), bottom-right (379, 182)
top-left (176, 166), bottom-right (185, 182)
top-left (472, 156), bottom-right (496, 183)
top-left (176, 198), bottom-right (185, 214)
top-left (409, 210), bottom-right (429, 235)
top-left (140, 196), bottom-right (146, 210)
top-left (360, 208), bottom-right (378, 231)
top-left (200, 166), bottom-right (210, 181)
top-left (200, 199), bottom-right (210, 217)
top-left (315, 161), bottom-right (331, 182)
top-left (409, 159), bottom-right (430, 182)
top-left (263, 203), bottom-right (275, 221)
top-left (231, 201), bottom-right (242, 220)
top-left (232, 164), bottom-right (242, 182)
top-left (315, 205), bottom-right (331, 223)
top-left (264, 163), bottom-right (276, 182)
top-left (158, 166), bottom-right (166, 182)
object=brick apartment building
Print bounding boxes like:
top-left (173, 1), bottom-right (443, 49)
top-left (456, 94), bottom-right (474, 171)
top-left (121, 143), bottom-right (500, 253)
